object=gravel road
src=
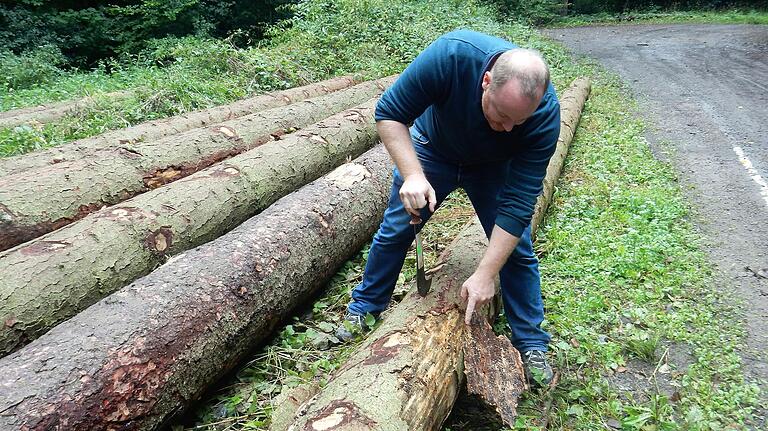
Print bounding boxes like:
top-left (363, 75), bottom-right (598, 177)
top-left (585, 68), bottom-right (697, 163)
top-left (545, 24), bottom-right (768, 426)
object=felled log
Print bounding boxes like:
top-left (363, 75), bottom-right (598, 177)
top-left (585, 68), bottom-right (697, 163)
top-left (0, 98), bottom-right (382, 356)
top-left (0, 77), bottom-right (394, 251)
top-left (0, 145), bottom-right (393, 431)
top-left (286, 77), bottom-right (592, 430)
top-left (531, 76), bottom-right (592, 238)
top-left (0, 76), bottom-right (358, 177)
top-left (0, 90), bottom-right (132, 129)
top-left (287, 221), bottom-right (499, 431)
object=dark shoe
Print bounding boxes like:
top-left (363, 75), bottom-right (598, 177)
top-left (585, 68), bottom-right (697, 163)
top-left (334, 312), bottom-right (373, 342)
top-left (522, 350), bottom-right (554, 388)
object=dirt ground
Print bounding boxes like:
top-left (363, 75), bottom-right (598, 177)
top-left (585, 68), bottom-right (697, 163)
top-left (544, 24), bottom-right (768, 427)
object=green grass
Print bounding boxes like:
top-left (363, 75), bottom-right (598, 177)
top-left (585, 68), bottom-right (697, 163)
top-left (550, 9), bottom-right (768, 27)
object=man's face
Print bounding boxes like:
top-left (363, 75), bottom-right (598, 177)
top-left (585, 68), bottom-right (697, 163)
top-left (481, 72), bottom-right (540, 132)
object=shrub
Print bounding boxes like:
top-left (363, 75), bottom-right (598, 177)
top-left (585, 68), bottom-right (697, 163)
top-left (0, 45), bottom-right (66, 90)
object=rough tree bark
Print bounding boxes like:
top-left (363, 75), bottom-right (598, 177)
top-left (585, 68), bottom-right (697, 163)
top-left (0, 90), bottom-right (132, 129)
top-left (0, 145), bottom-right (393, 431)
top-left (286, 221), bottom-right (500, 431)
top-left (0, 76), bottom-right (358, 177)
top-left (0, 97), bottom-right (382, 356)
top-left (0, 77), bottom-right (395, 252)
top-left (284, 77), bottom-right (592, 430)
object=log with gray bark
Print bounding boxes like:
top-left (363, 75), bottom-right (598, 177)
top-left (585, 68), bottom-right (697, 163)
top-left (0, 90), bottom-right (132, 130)
top-left (0, 97), bottom-right (383, 356)
top-left (531, 76), bottom-right (591, 239)
top-left (0, 77), bottom-right (394, 251)
top-left (0, 145), bottom-right (393, 431)
top-left (284, 77), bottom-right (592, 430)
top-left (0, 75), bottom-right (358, 177)
top-left (285, 220), bottom-right (503, 431)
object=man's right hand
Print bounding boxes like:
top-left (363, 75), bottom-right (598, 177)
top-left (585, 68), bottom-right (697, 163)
top-left (399, 174), bottom-right (436, 224)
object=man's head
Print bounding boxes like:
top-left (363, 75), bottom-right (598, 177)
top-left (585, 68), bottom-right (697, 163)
top-left (481, 48), bottom-right (550, 132)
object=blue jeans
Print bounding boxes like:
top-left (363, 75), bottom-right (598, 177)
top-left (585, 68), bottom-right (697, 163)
top-left (348, 128), bottom-right (550, 352)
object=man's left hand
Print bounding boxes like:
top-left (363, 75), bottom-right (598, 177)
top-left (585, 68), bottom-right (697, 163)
top-left (460, 271), bottom-right (495, 324)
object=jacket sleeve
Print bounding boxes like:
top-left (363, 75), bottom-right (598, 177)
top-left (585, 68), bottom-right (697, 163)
top-left (375, 37), bottom-right (451, 124)
top-left (494, 93), bottom-right (561, 238)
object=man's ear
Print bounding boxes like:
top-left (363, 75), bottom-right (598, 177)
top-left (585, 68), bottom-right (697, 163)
top-left (481, 71), bottom-right (492, 91)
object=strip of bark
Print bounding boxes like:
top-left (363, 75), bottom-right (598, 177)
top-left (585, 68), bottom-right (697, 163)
top-left (0, 90), bottom-right (132, 129)
top-left (0, 76), bottom-right (359, 177)
top-left (0, 145), bottom-right (393, 431)
top-left (287, 77), bottom-right (593, 430)
top-left (0, 97), bottom-right (382, 356)
top-left (0, 77), bottom-right (394, 252)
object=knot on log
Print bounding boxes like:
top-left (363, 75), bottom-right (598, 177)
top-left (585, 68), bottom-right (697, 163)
top-left (215, 125), bottom-right (240, 140)
top-left (305, 399), bottom-right (376, 431)
top-left (363, 331), bottom-right (410, 365)
top-left (325, 163), bottom-right (371, 190)
top-left (146, 227), bottom-right (173, 254)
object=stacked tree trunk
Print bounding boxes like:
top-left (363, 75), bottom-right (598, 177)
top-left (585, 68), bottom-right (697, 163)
top-left (0, 145), bottom-right (393, 431)
top-left (0, 90), bottom-right (132, 129)
top-left (0, 76), bottom-right (358, 176)
top-left (284, 77), bottom-right (592, 430)
top-left (0, 88), bottom-right (393, 355)
top-left (0, 77), bottom-right (393, 251)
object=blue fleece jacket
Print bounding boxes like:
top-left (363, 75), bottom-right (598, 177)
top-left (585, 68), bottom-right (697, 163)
top-left (375, 29), bottom-right (561, 238)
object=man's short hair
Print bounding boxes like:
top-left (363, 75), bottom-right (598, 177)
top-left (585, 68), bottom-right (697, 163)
top-left (489, 48), bottom-right (550, 101)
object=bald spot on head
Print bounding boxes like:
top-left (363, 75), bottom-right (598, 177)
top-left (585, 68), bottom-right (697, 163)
top-left (489, 48), bottom-right (550, 102)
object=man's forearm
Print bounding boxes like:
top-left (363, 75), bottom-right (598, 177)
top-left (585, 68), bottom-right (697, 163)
top-left (476, 225), bottom-right (521, 278)
top-left (376, 120), bottom-right (423, 180)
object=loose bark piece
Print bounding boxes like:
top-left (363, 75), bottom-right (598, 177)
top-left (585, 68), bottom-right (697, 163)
top-left (0, 145), bottom-right (393, 431)
top-left (0, 90), bottom-right (132, 129)
top-left (531, 77), bottom-right (592, 239)
top-left (0, 77), bottom-right (395, 251)
top-left (0, 76), bottom-right (358, 177)
top-left (288, 77), bottom-right (593, 430)
top-left (0, 97), bottom-right (382, 356)
top-left (287, 221), bottom-right (501, 431)
top-left (463, 316), bottom-right (527, 426)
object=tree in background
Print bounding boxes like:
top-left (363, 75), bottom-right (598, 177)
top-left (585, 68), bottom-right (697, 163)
top-left (495, 0), bottom-right (768, 24)
top-left (0, 0), bottom-right (296, 67)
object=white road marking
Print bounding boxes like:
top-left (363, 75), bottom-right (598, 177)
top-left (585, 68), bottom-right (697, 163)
top-left (733, 145), bottom-right (768, 208)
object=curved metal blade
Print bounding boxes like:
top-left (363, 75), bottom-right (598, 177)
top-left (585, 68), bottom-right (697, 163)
top-left (415, 225), bottom-right (432, 296)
